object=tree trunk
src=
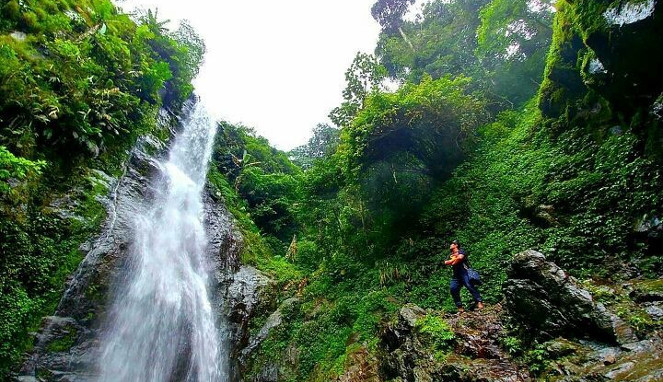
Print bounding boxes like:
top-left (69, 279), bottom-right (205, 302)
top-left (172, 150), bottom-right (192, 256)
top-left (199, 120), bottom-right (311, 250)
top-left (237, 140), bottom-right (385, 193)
top-left (398, 26), bottom-right (415, 51)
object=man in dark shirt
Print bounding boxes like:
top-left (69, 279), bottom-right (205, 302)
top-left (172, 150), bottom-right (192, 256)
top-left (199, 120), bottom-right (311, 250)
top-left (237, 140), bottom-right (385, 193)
top-left (445, 240), bottom-right (483, 312)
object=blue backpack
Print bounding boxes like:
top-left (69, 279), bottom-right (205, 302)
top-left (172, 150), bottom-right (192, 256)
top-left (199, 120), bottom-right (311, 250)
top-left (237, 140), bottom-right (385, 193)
top-left (463, 252), bottom-right (482, 285)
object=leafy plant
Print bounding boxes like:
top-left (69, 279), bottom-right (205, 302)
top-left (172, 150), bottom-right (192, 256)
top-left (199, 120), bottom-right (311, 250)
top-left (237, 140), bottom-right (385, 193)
top-left (415, 314), bottom-right (455, 352)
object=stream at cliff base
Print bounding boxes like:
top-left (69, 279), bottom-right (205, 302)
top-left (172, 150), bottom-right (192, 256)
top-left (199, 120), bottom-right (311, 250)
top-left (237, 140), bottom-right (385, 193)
top-left (96, 104), bottom-right (226, 382)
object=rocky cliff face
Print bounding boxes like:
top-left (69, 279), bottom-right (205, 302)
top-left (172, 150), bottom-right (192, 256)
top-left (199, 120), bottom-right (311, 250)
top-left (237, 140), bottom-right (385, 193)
top-left (579, 0), bottom-right (663, 116)
top-left (503, 251), bottom-right (663, 381)
top-left (221, 265), bottom-right (279, 380)
top-left (229, 250), bottom-right (662, 382)
top-left (503, 250), bottom-right (637, 345)
top-left (379, 304), bottom-right (529, 382)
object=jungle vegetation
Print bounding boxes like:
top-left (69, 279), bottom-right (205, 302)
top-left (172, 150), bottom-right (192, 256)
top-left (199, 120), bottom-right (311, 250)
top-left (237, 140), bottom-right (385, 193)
top-left (208, 0), bottom-right (662, 379)
top-left (1, 0), bottom-right (662, 380)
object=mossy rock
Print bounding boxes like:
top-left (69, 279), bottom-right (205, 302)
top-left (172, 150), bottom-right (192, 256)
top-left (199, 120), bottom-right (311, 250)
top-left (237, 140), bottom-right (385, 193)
top-left (538, 11), bottom-right (586, 120)
top-left (36, 367), bottom-right (55, 380)
top-left (630, 279), bottom-right (663, 302)
top-left (601, 346), bottom-right (663, 381)
top-left (45, 326), bottom-right (78, 353)
top-left (542, 338), bottom-right (582, 359)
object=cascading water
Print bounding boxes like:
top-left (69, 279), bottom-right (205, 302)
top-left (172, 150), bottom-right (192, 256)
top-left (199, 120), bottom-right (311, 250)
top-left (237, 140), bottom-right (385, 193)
top-left (96, 104), bottom-right (227, 382)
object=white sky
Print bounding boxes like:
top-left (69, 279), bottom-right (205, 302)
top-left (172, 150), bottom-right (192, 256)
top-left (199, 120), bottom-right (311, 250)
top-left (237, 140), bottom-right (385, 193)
top-left (116, 0), bottom-right (382, 150)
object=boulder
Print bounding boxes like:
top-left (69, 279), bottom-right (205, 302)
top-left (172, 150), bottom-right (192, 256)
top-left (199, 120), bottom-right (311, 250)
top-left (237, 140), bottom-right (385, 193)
top-left (644, 302), bottom-right (663, 321)
top-left (503, 250), bottom-right (637, 344)
top-left (379, 304), bottom-right (443, 381)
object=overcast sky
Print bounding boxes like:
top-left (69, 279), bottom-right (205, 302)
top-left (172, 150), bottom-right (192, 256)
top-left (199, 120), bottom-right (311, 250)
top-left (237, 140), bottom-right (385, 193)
top-left (116, 0), bottom-right (382, 150)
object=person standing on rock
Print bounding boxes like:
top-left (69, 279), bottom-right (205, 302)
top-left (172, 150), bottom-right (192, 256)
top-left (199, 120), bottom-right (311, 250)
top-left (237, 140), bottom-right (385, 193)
top-left (445, 240), bottom-right (484, 312)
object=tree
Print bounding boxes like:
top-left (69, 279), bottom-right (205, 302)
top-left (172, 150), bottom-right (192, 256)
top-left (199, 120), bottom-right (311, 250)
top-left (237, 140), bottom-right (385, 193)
top-left (375, 0), bottom-right (489, 83)
top-left (476, 0), bottom-right (554, 106)
top-left (477, 0), bottom-right (554, 64)
top-left (374, 0), bottom-right (552, 108)
top-left (141, 9), bottom-right (170, 35)
top-left (289, 123), bottom-right (340, 169)
top-left (329, 52), bottom-right (387, 128)
top-left (371, 0), bottom-right (415, 49)
top-left (173, 20), bottom-right (206, 81)
top-left (337, 75), bottom-right (488, 236)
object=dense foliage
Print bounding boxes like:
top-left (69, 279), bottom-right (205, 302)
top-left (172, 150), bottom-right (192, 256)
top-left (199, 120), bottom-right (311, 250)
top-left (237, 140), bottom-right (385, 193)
top-left (0, 0), bottom-right (203, 376)
top-left (209, 0), bottom-right (662, 380)
top-left (210, 121), bottom-right (301, 246)
top-left (0, 0), bottom-right (661, 380)
top-left (288, 123), bottom-right (340, 169)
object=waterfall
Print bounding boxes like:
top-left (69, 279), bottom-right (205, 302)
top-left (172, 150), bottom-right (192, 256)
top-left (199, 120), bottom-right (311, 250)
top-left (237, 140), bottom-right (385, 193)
top-left (96, 103), bottom-right (226, 382)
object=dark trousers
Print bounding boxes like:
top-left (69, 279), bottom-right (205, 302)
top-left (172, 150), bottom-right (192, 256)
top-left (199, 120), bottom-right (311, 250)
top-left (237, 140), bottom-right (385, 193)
top-left (450, 272), bottom-right (482, 307)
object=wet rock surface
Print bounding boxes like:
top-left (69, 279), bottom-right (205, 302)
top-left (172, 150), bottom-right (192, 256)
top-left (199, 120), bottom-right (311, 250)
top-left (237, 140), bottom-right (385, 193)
top-left (377, 293), bottom-right (661, 382)
top-left (223, 266), bottom-right (277, 347)
top-left (240, 297), bottom-right (299, 361)
top-left (644, 302), bottom-right (663, 321)
top-left (13, 99), bottom-right (275, 382)
top-left (221, 265), bottom-right (279, 380)
top-left (231, 296), bottom-right (305, 382)
top-left (541, 336), bottom-right (663, 381)
top-left (500, 251), bottom-right (663, 381)
top-left (629, 279), bottom-right (663, 303)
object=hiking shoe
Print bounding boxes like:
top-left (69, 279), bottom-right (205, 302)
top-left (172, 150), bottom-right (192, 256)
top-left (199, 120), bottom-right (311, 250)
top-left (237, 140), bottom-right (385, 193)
top-left (477, 302), bottom-right (484, 310)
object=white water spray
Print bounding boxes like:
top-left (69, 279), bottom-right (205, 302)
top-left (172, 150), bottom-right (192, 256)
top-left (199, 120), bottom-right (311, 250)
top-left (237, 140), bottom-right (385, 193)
top-left (96, 104), bottom-right (226, 382)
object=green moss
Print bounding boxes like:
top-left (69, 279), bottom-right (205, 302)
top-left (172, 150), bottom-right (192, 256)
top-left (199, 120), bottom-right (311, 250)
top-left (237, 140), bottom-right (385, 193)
top-left (610, 350), bottom-right (663, 380)
top-left (581, 281), bottom-right (618, 304)
top-left (45, 327), bottom-right (78, 353)
top-left (616, 304), bottom-right (654, 333)
top-left (84, 279), bottom-right (106, 304)
top-left (633, 279), bottom-right (663, 295)
top-left (36, 368), bottom-right (54, 380)
top-left (579, 278), bottom-right (661, 339)
top-left (2, 1), bottom-right (21, 23)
